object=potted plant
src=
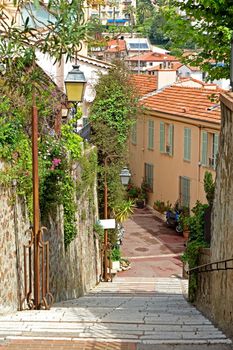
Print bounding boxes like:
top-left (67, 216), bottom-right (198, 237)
top-left (179, 208), bottom-right (190, 239)
top-left (136, 192), bottom-right (146, 208)
top-left (109, 246), bottom-right (121, 271)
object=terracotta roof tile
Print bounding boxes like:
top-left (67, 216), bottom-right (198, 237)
top-left (176, 77), bottom-right (218, 88)
top-left (126, 52), bottom-right (179, 62)
top-left (106, 39), bottom-right (126, 53)
top-left (142, 86), bottom-right (221, 124)
top-left (130, 74), bottom-right (157, 96)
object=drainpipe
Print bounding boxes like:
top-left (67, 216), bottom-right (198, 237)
top-left (197, 125), bottom-right (202, 200)
top-left (13, 181), bottom-right (22, 310)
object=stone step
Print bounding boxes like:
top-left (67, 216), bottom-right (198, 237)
top-left (0, 278), bottom-right (230, 346)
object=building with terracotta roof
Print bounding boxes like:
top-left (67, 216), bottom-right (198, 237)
top-left (103, 39), bottom-right (127, 62)
top-left (129, 85), bottom-right (221, 209)
top-left (125, 52), bottom-right (179, 73)
top-left (129, 74), bottom-right (158, 96)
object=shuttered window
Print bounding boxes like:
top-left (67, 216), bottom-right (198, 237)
top-left (160, 122), bottom-right (174, 155)
top-left (145, 163), bottom-right (154, 191)
top-left (184, 127), bottom-right (191, 161)
top-left (131, 121), bottom-right (137, 145)
top-left (201, 131), bottom-right (208, 166)
top-left (168, 124), bottom-right (174, 156)
top-left (160, 122), bottom-right (165, 152)
top-left (148, 120), bottom-right (154, 150)
top-left (213, 133), bottom-right (219, 168)
top-left (180, 176), bottom-right (190, 208)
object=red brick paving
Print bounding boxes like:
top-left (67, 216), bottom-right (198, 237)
top-left (119, 207), bottom-right (185, 278)
top-left (0, 340), bottom-right (136, 350)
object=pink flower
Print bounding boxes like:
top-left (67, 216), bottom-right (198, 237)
top-left (52, 158), bottom-right (61, 167)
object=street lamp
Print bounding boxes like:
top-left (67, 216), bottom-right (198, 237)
top-left (64, 65), bottom-right (86, 131)
top-left (64, 65), bottom-right (87, 103)
top-left (103, 158), bottom-right (131, 282)
top-left (119, 167), bottom-right (131, 186)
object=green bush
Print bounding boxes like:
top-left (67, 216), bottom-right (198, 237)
top-left (110, 247), bottom-right (121, 261)
top-left (153, 200), bottom-right (172, 213)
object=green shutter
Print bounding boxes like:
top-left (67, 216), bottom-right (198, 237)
top-left (160, 122), bottom-right (165, 153)
top-left (145, 163), bottom-right (154, 191)
top-left (184, 127), bottom-right (191, 161)
top-left (148, 120), bottom-right (154, 150)
top-left (201, 131), bottom-right (208, 166)
top-left (168, 124), bottom-right (174, 155)
top-left (213, 133), bottom-right (219, 168)
top-left (180, 176), bottom-right (190, 208)
top-left (131, 121), bottom-right (137, 144)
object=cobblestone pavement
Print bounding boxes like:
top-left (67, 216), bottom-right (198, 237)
top-left (0, 209), bottom-right (232, 350)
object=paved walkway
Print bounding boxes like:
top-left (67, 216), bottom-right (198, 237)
top-left (0, 208), bottom-right (232, 350)
top-left (119, 207), bottom-right (185, 278)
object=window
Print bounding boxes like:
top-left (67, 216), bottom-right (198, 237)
top-left (160, 121), bottom-right (174, 156)
top-left (184, 127), bottom-right (191, 161)
top-left (201, 131), bottom-right (219, 169)
top-left (179, 176), bottom-right (190, 208)
top-left (131, 121), bottom-right (137, 144)
top-left (148, 120), bottom-right (154, 150)
top-left (145, 163), bottom-right (154, 191)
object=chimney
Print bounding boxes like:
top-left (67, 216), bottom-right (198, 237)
top-left (157, 69), bottom-right (177, 89)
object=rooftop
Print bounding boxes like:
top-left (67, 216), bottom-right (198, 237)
top-left (105, 39), bottom-right (126, 53)
top-left (126, 52), bottom-right (179, 62)
top-left (125, 38), bottom-right (151, 51)
top-left (130, 74), bottom-right (157, 96)
top-left (142, 86), bottom-right (221, 124)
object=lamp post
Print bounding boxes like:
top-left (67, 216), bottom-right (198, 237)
top-left (64, 65), bottom-right (87, 128)
top-left (25, 65), bottom-right (86, 310)
top-left (230, 32), bottom-right (233, 91)
top-left (103, 158), bottom-right (131, 282)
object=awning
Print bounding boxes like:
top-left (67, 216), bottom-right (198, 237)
top-left (107, 19), bottom-right (129, 23)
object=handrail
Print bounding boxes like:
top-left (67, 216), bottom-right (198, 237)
top-left (188, 257), bottom-right (233, 275)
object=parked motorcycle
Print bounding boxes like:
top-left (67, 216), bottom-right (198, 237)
top-left (165, 209), bottom-right (183, 233)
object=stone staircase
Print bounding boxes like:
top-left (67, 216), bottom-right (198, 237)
top-left (0, 277), bottom-right (231, 349)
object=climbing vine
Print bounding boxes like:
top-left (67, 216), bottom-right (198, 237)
top-left (0, 81), bottom-right (97, 248)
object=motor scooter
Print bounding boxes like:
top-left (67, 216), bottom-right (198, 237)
top-left (165, 209), bottom-right (183, 233)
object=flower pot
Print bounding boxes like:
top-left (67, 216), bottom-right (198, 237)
top-left (183, 230), bottom-right (190, 240)
top-left (136, 199), bottom-right (145, 208)
top-left (110, 260), bottom-right (120, 271)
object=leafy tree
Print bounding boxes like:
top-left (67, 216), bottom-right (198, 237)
top-left (89, 61), bottom-right (139, 214)
top-left (158, 0), bottom-right (233, 80)
top-left (204, 171), bottom-right (215, 207)
top-left (136, 0), bottom-right (154, 25)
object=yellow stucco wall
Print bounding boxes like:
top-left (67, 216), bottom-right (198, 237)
top-left (129, 112), bottom-right (219, 210)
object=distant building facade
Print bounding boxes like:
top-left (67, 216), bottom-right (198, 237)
top-left (129, 85), bottom-right (221, 209)
top-left (86, 0), bottom-right (136, 26)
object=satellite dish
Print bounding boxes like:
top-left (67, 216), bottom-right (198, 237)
top-left (84, 83), bottom-right (96, 103)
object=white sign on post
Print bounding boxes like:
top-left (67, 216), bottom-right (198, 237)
top-left (98, 219), bottom-right (116, 229)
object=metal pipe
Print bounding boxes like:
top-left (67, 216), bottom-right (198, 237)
top-left (32, 104), bottom-right (40, 309)
top-left (103, 157), bottom-right (108, 281)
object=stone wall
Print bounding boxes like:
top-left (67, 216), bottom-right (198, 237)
top-left (47, 158), bottom-right (101, 302)
top-left (0, 184), bottom-right (29, 314)
top-left (0, 151), bottom-right (100, 313)
top-left (195, 93), bottom-right (233, 337)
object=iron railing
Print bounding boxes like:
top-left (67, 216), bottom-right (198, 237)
top-left (188, 257), bottom-right (233, 275)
